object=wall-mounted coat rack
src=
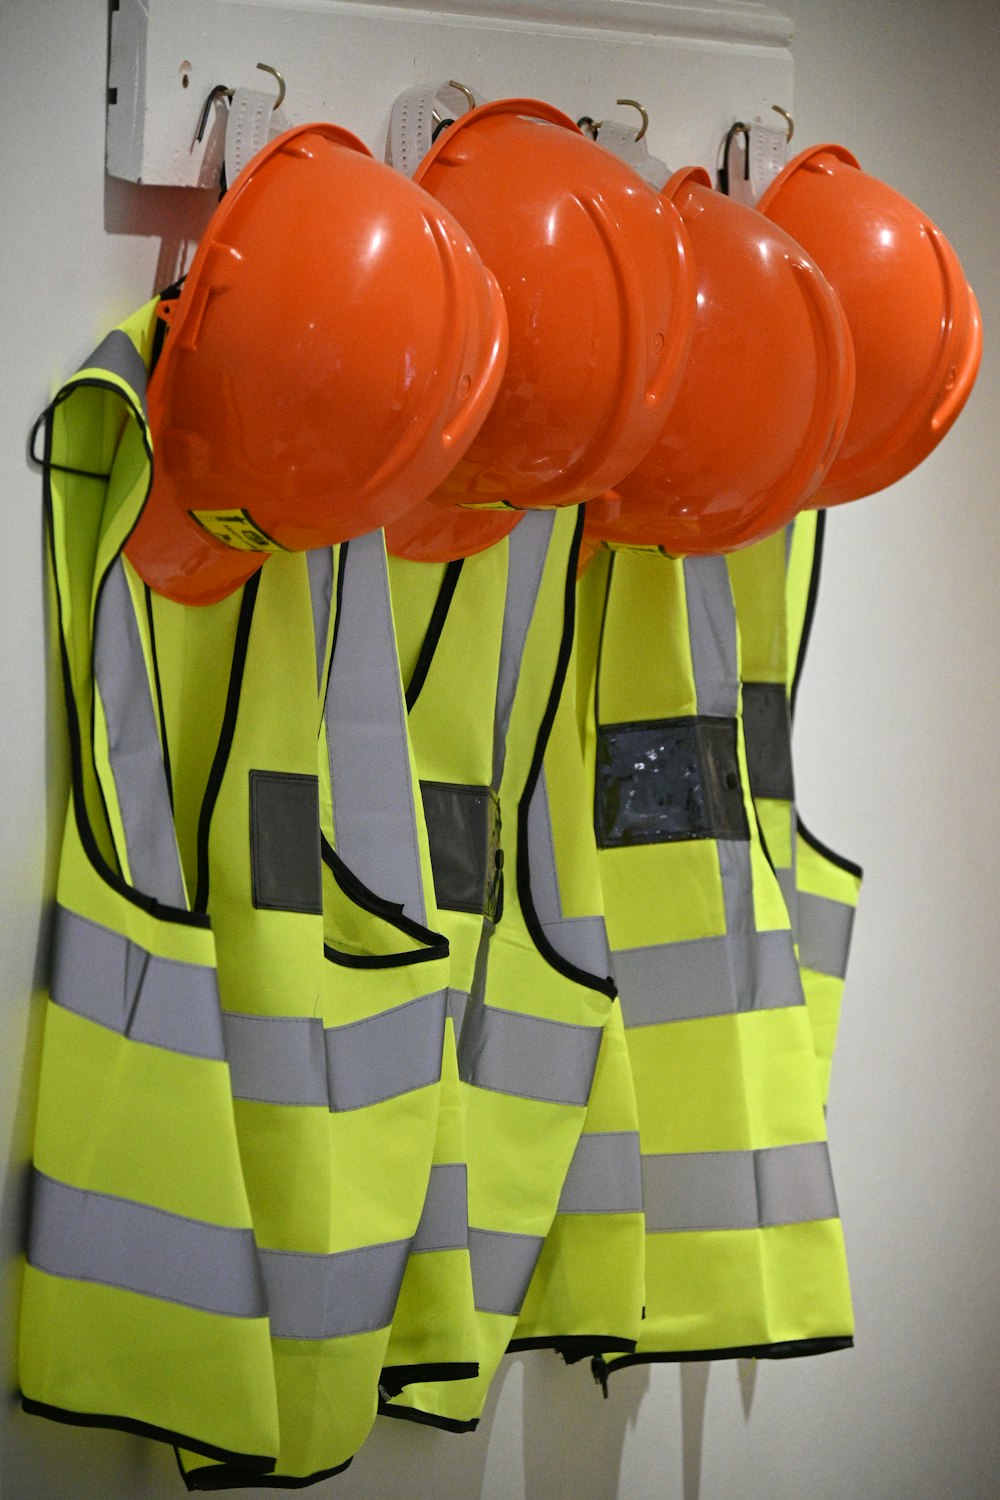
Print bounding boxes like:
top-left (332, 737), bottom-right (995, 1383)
top-left (107, 0), bottom-right (793, 187)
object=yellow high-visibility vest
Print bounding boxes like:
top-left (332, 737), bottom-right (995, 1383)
top-left (20, 305), bottom-right (280, 1473)
top-left (580, 545), bottom-right (853, 1373)
top-left (385, 509), bottom-right (641, 1429)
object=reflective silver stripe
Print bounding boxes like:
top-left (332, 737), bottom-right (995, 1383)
top-left (525, 766), bottom-right (611, 977)
top-left (557, 1132), bottom-right (643, 1214)
top-left (80, 329), bottom-right (148, 419)
top-left (641, 1141), bottom-right (838, 1232)
top-left (27, 1170), bottom-right (265, 1317)
top-left (412, 1164), bottom-right (469, 1253)
top-left (306, 546), bottom-right (335, 695)
top-left (50, 904), bottom-right (225, 1060)
top-left (260, 1238), bottom-right (410, 1339)
top-left (684, 555), bottom-right (805, 1013)
top-left (612, 929), bottom-right (804, 1027)
top-left (224, 990), bottom-right (447, 1111)
top-left (469, 1228), bottom-right (544, 1316)
top-left (324, 531), bottom-right (426, 925)
top-left (775, 863), bottom-right (799, 940)
top-left (797, 892), bottom-right (856, 980)
top-left (94, 558), bottom-right (187, 909)
top-left (458, 1001), bottom-right (602, 1107)
top-left (447, 986), bottom-right (469, 1037)
top-left (684, 555), bottom-right (740, 720)
top-left (492, 511), bottom-right (555, 787)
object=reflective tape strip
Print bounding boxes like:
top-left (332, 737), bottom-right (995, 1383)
top-left (324, 532), bottom-right (426, 926)
top-left (27, 1170), bottom-right (266, 1318)
top-left (50, 904), bottom-right (226, 1060)
top-left (557, 1132), bottom-right (643, 1214)
top-left (458, 1000), bottom-right (602, 1106)
top-left (742, 681), bottom-right (795, 801)
top-left (684, 555), bottom-right (805, 1013)
top-left (492, 512), bottom-right (555, 788)
top-left (775, 864), bottom-right (798, 939)
top-left (94, 558), bottom-right (187, 909)
top-left (469, 1228), bottom-right (544, 1316)
top-left (641, 1141), bottom-right (838, 1233)
top-left (80, 329), bottom-right (148, 418)
top-left (260, 1238), bottom-right (410, 1339)
top-left (412, 1163), bottom-right (469, 1253)
top-left (224, 989), bottom-right (447, 1111)
top-left (447, 986), bottom-right (469, 1038)
top-left (525, 767), bottom-right (611, 976)
top-left (684, 555), bottom-right (740, 720)
top-left (223, 1012), bottom-right (327, 1107)
top-left (306, 546), bottom-right (334, 695)
top-left (797, 892), bottom-right (856, 980)
top-left (612, 928), bottom-right (804, 1027)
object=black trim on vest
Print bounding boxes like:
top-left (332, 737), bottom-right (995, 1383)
top-left (508, 1335), bottom-right (637, 1359)
top-left (598, 1333), bottom-right (854, 1378)
top-left (178, 1451), bottom-right (352, 1492)
top-left (797, 814), bottom-right (864, 881)
top-left (377, 1400), bottom-right (479, 1434)
top-left (41, 385), bottom-right (208, 930)
top-left (378, 1361), bottom-right (479, 1397)
top-left (144, 582), bottom-right (174, 809)
top-left (21, 1397), bottom-right (275, 1473)
top-left (591, 549), bottom-right (615, 730)
top-left (405, 559), bottom-right (465, 711)
top-left (320, 837), bottom-right (450, 966)
top-left (515, 508), bottom-right (616, 999)
top-left (193, 575), bottom-right (261, 914)
top-left (790, 509), bottom-right (826, 719)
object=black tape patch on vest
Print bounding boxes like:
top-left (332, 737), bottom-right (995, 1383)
top-left (249, 771), bottom-right (322, 913)
top-left (421, 781), bottom-right (502, 918)
top-left (595, 717), bottom-right (749, 848)
top-left (741, 682), bottom-right (795, 801)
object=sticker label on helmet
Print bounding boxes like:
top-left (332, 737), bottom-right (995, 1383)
top-left (190, 508), bottom-right (289, 552)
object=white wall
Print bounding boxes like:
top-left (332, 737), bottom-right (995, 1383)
top-left (3, 1), bottom-right (998, 1496)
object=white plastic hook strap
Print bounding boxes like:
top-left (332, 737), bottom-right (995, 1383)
top-left (386, 81), bottom-right (480, 176)
top-left (224, 87), bottom-right (290, 185)
top-left (592, 118), bottom-right (671, 192)
top-left (724, 118), bottom-right (789, 206)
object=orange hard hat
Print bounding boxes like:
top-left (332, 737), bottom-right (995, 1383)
top-left (588, 166), bottom-right (854, 554)
top-left (756, 143), bottom-right (982, 505)
top-left (125, 122), bottom-right (507, 605)
top-left (412, 98), bottom-right (696, 512)
top-left (384, 499), bottom-right (521, 562)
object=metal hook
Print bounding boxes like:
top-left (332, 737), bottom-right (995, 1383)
top-left (195, 84), bottom-right (234, 144)
top-left (256, 63), bottom-right (286, 112)
top-left (576, 116), bottom-right (599, 140)
top-left (447, 80), bottom-right (477, 115)
top-left (719, 120), bottom-right (751, 195)
top-left (771, 104), bottom-right (794, 142)
top-left (615, 98), bottom-right (649, 143)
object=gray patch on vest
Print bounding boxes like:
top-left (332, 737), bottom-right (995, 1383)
top-left (420, 781), bottom-right (502, 917)
top-left (742, 682), bottom-right (795, 801)
top-left (249, 771), bottom-right (321, 914)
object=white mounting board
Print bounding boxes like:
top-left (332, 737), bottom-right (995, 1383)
top-left (107, 0), bottom-right (793, 187)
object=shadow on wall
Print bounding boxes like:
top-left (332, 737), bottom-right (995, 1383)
top-left (104, 173), bottom-right (215, 293)
top-left (521, 1351), bottom-right (651, 1499)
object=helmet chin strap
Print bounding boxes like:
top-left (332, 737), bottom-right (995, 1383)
top-left (386, 82), bottom-right (483, 175)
